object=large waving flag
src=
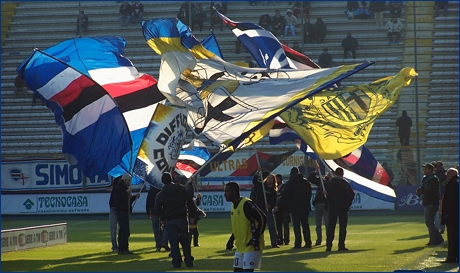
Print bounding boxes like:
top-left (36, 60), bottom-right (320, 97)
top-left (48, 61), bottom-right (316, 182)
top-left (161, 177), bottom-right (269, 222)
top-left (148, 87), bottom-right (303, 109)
top-left (133, 103), bottom-right (188, 188)
top-left (214, 9), bottom-right (318, 70)
top-left (142, 18), bottom-right (374, 151)
top-left (17, 37), bottom-right (164, 178)
top-left (214, 9), bottom-right (317, 70)
top-left (323, 158), bottom-right (396, 202)
top-left (280, 67), bottom-right (418, 160)
top-left (175, 139), bottom-right (211, 178)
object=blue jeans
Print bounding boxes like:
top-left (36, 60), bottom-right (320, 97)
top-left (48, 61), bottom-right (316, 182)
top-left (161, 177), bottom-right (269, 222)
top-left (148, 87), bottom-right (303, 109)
top-left (151, 215), bottom-right (169, 249)
top-left (119, 15), bottom-right (130, 26)
top-left (326, 210), bottom-right (348, 249)
top-left (284, 25), bottom-right (295, 37)
top-left (266, 208), bottom-right (278, 246)
top-left (291, 212), bottom-right (311, 247)
top-left (424, 204), bottom-right (443, 243)
top-left (131, 12), bottom-right (143, 24)
top-left (116, 210), bottom-right (130, 252)
top-left (166, 218), bottom-right (194, 267)
top-left (109, 207), bottom-right (118, 251)
top-left (314, 203), bottom-right (329, 244)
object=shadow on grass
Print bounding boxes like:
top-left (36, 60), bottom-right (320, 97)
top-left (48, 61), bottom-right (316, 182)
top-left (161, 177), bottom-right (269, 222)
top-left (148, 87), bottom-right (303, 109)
top-left (397, 234), bottom-right (428, 241)
top-left (392, 246), bottom-right (426, 254)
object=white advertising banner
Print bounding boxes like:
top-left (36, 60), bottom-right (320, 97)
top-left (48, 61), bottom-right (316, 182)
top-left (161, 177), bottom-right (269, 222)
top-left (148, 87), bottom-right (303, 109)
top-left (1, 188), bottom-right (393, 215)
top-left (1, 158), bottom-right (111, 192)
top-left (1, 192), bottom-right (147, 215)
top-left (1, 223), bottom-right (67, 252)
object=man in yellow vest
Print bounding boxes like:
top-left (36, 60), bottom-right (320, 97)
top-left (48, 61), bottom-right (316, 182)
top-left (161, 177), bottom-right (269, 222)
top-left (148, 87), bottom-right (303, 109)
top-left (224, 182), bottom-right (267, 272)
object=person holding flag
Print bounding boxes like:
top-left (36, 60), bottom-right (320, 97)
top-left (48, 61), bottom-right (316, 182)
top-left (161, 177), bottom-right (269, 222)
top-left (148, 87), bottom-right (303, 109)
top-left (113, 172), bottom-right (140, 255)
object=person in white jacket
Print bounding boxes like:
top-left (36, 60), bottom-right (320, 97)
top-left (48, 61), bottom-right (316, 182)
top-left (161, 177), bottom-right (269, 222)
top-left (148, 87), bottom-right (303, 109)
top-left (284, 9), bottom-right (298, 37)
top-left (385, 16), bottom-right (405, 43)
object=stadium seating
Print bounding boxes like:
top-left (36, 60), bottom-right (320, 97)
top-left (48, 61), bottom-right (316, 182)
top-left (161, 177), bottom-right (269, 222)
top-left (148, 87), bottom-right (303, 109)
top-left (1, 1), bottom-right (458, 180)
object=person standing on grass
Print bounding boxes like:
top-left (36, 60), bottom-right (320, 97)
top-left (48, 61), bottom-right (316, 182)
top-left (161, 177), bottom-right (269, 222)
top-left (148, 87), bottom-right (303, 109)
top-left (146, 185), bottom-right (170, 252)
top-left (325, 167), bottom-right (355, 252)
top-left (113, 172), bottom-right (140, 255)
top-left (440, 168), bottom-right (458, 263)
top-left (109, 176), bottom-right (122, 252)
top-left (154, 172), bottom-right (196, 268)
top-left (416, 163), bottom-right (444, 246)
top-left (224, 182), bottom-right (267, 272)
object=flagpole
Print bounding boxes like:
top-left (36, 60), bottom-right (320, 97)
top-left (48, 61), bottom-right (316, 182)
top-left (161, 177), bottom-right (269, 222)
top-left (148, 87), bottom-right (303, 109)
top-left (315, 159), bottom-right (327, 198)
top-left (252, 145), bottom-right (269, 212)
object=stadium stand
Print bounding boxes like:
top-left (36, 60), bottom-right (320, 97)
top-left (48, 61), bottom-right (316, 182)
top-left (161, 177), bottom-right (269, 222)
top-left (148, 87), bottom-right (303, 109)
top-left (1, 1), bottom-right (458, 183)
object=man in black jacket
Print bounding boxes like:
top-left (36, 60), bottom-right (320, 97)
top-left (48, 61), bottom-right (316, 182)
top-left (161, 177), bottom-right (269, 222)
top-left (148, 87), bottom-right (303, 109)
top-left (309, 165), bottom-right (329, 246)
top-left (275, 167), bottom-right (313, 249)
top-left (341, 31), bottom-right (359, 59)
top-left (416, 163), bottom-right (444, 246)
top-left (325, 167), bottom-right (355, 251)
top-left (113, 172), bottom-right (140, 255)
top-left (155, 172), bottom-right (196, 268)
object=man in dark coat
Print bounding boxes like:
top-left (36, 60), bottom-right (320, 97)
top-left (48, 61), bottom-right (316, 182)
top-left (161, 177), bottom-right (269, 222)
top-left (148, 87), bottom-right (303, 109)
top-left (440, 168), bottom-right (458, 263)
top-left (113, 172), bottom-right (140, 254)
top-left (275, 167), bottom-right (313, 248)
top-left (325, 167), bottom-right (355, 251)
top-left (155, 172), bottom-right (196, 268)
top-left (146, 185), bottom-right (169, 252)
top-left (395, 110), bottom-right (412, 145)
top-left (341, 31), bottom-right (359, 59)
top-left (416, 163), bottom-right (444, 245)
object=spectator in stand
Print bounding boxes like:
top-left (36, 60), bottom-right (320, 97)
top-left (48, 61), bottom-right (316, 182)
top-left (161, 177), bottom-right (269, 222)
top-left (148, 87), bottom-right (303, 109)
top-left (318, 47), bottom-right (332, 68)
top-left (292, 1), bottom-right (311, 20)
top-left (385, 15), bottom-right (404, 43)
top-left (435, 1), bottom-right (448, 17)
top-left (284, 9), bottom-right (298, 37)
top-left (271, 10), bottom-right (285, 37)
top-left (14, 74), bottom-right (28, 99)
top-left (440, 168), bottom-right (459, 263)
top-left (259, 13), bottom-right (273, 32)
top-left (341, 31), bottom-right (358, 59)
top-left (119, 1), bottom-right (132, 27)
top-left (177, 5), bottom-right (189, 26)
top-left (369, 1), bottom-right (386, 27)
top-left (131, 1), bottom-right (144, 26)
top-left (191, 3), bottom-right (207, 32)
top-left (210, 1), bottom-right (227, 31)
top-left (303, 18), bottom-right (315, 43)
top-left (389, 1), bottom-right (402, 18)
top-left (395, 110), bottom-right (412, 145)
top-left (345, 1), bottom-right (360, 20)
top-left (76, 10), bottom-right (88, 36)
top-left (313, 17), bottom-right (326, 43)
top-left (354, 2), bottom-right (370, 19)
top-left (292, 41), bottom-right (302, 52)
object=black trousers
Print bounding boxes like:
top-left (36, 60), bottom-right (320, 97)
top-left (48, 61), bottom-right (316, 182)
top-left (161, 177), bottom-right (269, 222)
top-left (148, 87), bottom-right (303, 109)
top-left (274, 208), bottom-right (290, 244)
top-left (116, 210), bottom-right (130, 252)
top-left (446, 223), bottom-right (459, 261)
top-left (326, 210), bottom-right (348, 249)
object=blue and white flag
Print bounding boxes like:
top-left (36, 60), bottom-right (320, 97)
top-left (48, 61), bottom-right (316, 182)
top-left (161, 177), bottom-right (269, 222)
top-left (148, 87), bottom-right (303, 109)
top-left (175, 139), bottom-right (211, 178)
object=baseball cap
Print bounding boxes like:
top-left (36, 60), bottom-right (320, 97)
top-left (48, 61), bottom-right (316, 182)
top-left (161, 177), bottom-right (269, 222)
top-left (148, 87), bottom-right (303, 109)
top-left (422, 163), bottom-right (434, 169)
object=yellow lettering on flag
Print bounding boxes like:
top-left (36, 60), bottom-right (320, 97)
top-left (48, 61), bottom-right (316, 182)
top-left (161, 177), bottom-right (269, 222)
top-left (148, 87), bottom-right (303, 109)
top-left (280, 67), bottom-right (418, 159)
